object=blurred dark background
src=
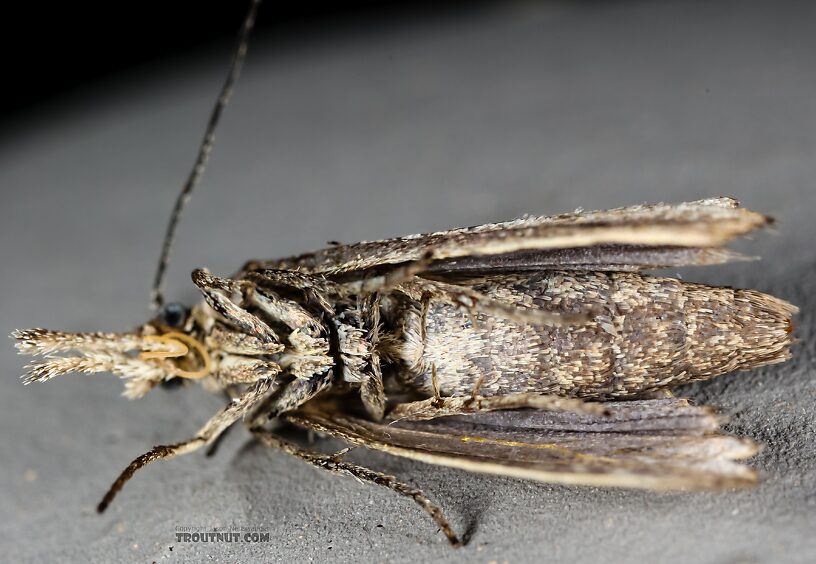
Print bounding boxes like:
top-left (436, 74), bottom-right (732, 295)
top-left (3, 1), bottom-right (485, 120)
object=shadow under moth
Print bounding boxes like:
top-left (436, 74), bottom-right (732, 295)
top-left (11, 1), bottom-right (798, 548)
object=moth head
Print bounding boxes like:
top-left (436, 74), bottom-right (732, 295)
top-left (11, 302), bottom-right (212, 399)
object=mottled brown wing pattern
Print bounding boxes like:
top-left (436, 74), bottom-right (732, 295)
top-left (239, 197), bottom-right (768, 277)
top-left (286, 398), bottom-right (758, 490)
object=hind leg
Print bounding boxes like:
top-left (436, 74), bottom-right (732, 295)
top-left (388, 391), bottom-right (608, 421)
top-left (249, 426), bottom-right (461, 547)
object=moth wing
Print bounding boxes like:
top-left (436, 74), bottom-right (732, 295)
top-left (286, 398), bottom-right (758, 490)
top-left (422, 244), bottom-right (744, 275)
top-left (241, 197), bottom-right (769, 276)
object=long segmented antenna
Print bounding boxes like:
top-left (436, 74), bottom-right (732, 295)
top-left (150, 0), bottom-right (263, 310)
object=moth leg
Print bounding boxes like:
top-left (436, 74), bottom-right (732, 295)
top-left (340, 255), bottom-right (433, 294)
top-left (339, 334), bottom-right (385, 420)
top-left (97, 379), bottom-right (273, 512)
top-left (413, 278), bottom-right (587, 327)
top-left (244, 269), bottom-right (338, 315)
top-left (346, 259), bottom-right (583, 327)
top-left (248, 286), bottom-right (324, 334)
top-left (359, 357), bottom-right (385, 420)
top-left (207, 321), bottom-right (284, 356)
top-left (635, 388), bottom-right (676, 400)
top-left (249, 426), bottom-right (462, 547)
top-left (359, 295), bottom-right (387, 420)
top-left (388, 392), bottom-right (608, 421)
top-left (191, 269), bottom-right (280, 343)
top-left (213, 353), bottom-right (282, 386)
top-left (205, 389), bottom-right (238, 458)
top-left (247, 370), bottom-right (334, 426)
top-left (336, 294), bottom-right (387, 420)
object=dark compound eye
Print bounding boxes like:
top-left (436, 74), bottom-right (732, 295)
top-left (160, 302), bottom-right (188, 328)
top-left (160, 377), bottom-right (185, 391)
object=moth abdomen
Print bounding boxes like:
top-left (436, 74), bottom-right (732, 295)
top-left (383, 272), bottom-right (797, 400)
top-left (681, 287), bottom-right (796, 377)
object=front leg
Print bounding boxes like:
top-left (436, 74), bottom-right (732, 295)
top-left (97, 378), bottom-right (274, 512)
top-left (191, 269), bottom-right (279, 342)
top-left (245, 269), bottom-right (339, 315)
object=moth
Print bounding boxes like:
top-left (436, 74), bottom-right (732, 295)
top-left (11, 1), bottom-right (797, 548)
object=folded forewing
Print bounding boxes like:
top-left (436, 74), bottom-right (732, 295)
top-left (241, 198), bottom-right (768, 277)
top-left (287, 398), bottom-right (758, 490)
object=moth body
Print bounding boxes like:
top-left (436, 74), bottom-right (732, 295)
top-left (13, 197), bottom-right (798, 547)
top-left (382, 272), bottom-right (795, 399)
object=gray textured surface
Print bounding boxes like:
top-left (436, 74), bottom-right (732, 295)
top-left (2, 1), bottom-right (815, 562)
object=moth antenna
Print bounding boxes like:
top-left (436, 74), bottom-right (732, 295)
top-left (150, 0), bottom-right (263, 311)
